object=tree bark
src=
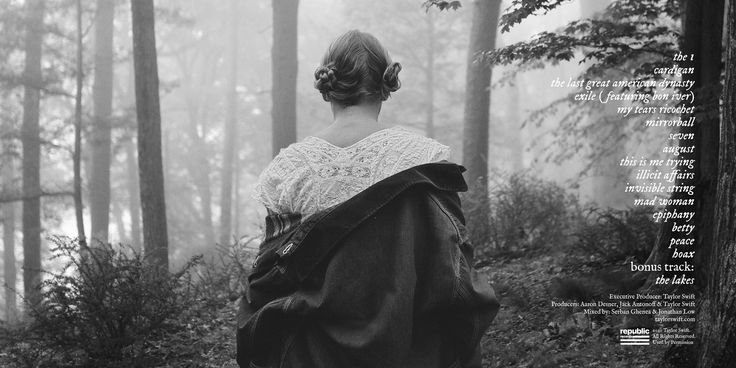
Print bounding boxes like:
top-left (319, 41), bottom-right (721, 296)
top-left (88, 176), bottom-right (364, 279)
top-left (461, 0), bottom-right (502, 246)
top-left (642, 1), bottom-right (724, 367)
top-left (645, 0), bottom-right (723, 286)
top-left (21, 0), bottom-right (45, 311)
top-left (131, 0), bottom-right (168, 270)
top-left (684, 0), bottom-right (723, 290)
top-left (220, 0), bottom-right (239, 245)
top-left (73, 0), bottom-right (86, 245)
top-left (89, 0), bottom-right (115, 244)
top-left (271, 0), bottom-right (299, 157)
top-left (695, 2), bottom-right (736, 366)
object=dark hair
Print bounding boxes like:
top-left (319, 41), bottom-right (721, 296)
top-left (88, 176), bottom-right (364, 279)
top-left (314, 30), bottom-right (401, 106)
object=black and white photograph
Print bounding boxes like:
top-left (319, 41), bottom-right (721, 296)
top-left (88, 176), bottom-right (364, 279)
top-left (0, 0), bottom-right (734, 367)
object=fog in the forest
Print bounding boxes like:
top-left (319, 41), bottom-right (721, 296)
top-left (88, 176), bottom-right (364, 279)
top-left (3, 0), bottom-right (735, 365)
top-left (0, 0), bottom-right (663, 303)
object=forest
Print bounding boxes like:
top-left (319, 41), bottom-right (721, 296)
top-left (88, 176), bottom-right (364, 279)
top-left (0, 0), bottom-right (735, 367)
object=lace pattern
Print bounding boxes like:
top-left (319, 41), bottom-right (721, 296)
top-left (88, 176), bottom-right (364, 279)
top-left (253, 126), bottom-right (450, 217)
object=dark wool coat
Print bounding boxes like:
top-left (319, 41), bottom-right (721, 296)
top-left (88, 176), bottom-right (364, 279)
top-left (237, 162), bottom-right (499, 368)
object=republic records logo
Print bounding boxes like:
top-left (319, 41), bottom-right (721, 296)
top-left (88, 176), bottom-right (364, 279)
top-left (619, 328), bottom-right (651, 345)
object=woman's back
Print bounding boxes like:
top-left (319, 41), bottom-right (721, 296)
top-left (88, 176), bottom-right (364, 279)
top-left (241, 30), bottom-right (496, 368)
top-left (254, 126), bottom-right (449, 217)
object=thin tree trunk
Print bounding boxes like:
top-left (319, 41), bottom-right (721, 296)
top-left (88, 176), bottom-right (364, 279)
top-left (425, 10), bottom-right (436, 138)
top-left (233, 154), bottom-right (241, 237)
top-left (220, 0), bottom-right (239, 245)
top-left (461, 0), bottom-right (501, 246)
top-left (73, 0), bottom-right (86, 245)
top-left (124, 55), bottom-right (142, 251)
top-left (112, 201), bottom-right (128, 245)
top-left (21, 0), bottom-right (45, 311)
top-left (580, 0), bottom-right (624, 207)
top-left (131, 0), bottom-right (168, 270)
top-left (180, 54), bottom-right (216, 245)
top-left (271, 0), bottom-right (299, 157)
top-left (185, 106), bottom-right (215, 245)
top-left (89, 0), bottom-right (115, 243)
top-left (2, 160), bottom-right (18, 323)
top-left (125, 141), bottom-right (141, 250)
top-left (695, 2), bottom-right (735, 366)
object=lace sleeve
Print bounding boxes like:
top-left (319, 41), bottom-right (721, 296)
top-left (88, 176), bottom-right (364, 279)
top-left (252, 150), bottom-right (299, 213)
top-left (428, 141), bottom-right (450, 162)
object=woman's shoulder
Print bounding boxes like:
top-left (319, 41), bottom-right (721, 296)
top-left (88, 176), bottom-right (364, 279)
top-left (252, 143), bottom-right (311, 210)
top-left (385, 126), bottom-right (451, 162)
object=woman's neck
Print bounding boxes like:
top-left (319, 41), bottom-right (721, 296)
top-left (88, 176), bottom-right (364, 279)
top-left (330, 101), bottom-right (382, 128)
top-left (312, 101), bottom-right (390, 147)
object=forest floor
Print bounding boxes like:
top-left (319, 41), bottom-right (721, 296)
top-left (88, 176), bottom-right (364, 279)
top-left (478, 250), bottom-right (668, 368)
top-left (1, 249), bottom-right (669, 368)
top-left (154, 248), bottom-right (667, 368)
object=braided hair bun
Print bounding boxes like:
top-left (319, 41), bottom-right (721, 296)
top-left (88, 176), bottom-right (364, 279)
top-left (380, 62), bottom-right (402, 99)
top-left (314, 30), bottom-right (401, 106)
top-left (314, 65), bottom-right (337, 94)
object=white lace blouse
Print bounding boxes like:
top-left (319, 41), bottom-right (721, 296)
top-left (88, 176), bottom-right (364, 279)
top-left (253, 126), bottom-right (450, 217)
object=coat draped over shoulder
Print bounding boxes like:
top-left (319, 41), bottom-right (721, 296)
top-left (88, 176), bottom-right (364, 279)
top-left (237, 162), bottom-right (499, 368)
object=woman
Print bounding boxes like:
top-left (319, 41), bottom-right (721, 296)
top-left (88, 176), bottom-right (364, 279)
top-left (238, 30), bottom-right (498, 368)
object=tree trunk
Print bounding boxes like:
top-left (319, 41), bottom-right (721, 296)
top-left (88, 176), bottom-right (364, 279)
top-left (425, 10), bottom-right (436, 139)
top-left (271, 0), bottom-right (299, 157)
top-left (125, 141), bottom-right (141, 250)
top-left (695, 2), bottom-right (735, 366)
top-left (180, 54), bottom-right (216, 246)
top-left (2, 202), bottom-right (17, 323)
top-left (645, 0), bottom-right (723, 276)
top-left (233, 154), bottom-right (241, 237)
top-left (220, 0), bottom-right (239, 245)
top-left (89, 0), bottom-right (115, 244)
top-left (184, 105), bottom-right (215, 246)
top-left (131, 0), bottom-right (168, 270)
top-left (461, 0), bottom-right (501, 246)
top-left (685, 0), bottom-right (723, 291)
top-left (2, 159), bottom-right (18, 323)
top-left (112, 201), bottom-right (128, 245)
top-left (124, 60), bottom-right (141, 251)
top-left (644, 1), bottom-right (724, 367)
top-left (21, 0), bottom-right (45, 311)
top-left (73, 0), bottom-right (86, 245)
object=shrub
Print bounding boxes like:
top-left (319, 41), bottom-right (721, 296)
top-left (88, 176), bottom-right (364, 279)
top-left (193, 236), bottom-right (258, 307)
top-left (13, 236), bottom-right (200, 365)
top-left (481, 171), bottom-right (581, 257)
top-left (573, 206), bottom-right (657, 264)
top-left (460, 175), bottom-right (493, 249)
